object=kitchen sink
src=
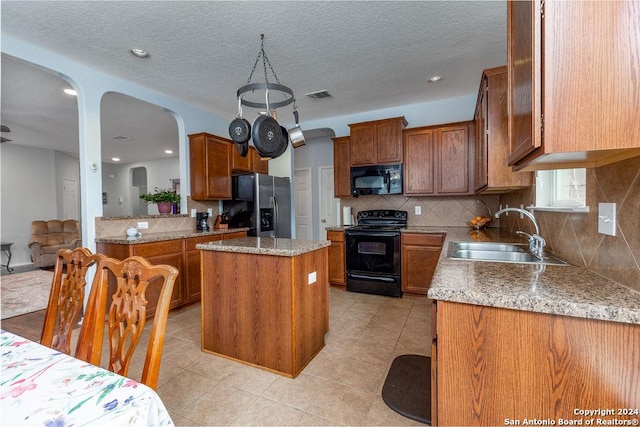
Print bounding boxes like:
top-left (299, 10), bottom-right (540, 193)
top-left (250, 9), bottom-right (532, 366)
top-left (447, 241), bottom-right (568, 266)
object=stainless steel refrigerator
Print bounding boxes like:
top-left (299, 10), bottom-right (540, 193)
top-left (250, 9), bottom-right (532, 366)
top-left (224, 173), bottom-right (292, 238)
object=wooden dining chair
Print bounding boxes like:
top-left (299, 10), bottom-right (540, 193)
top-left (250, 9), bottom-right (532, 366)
top-left (40, 247), bottom-right (106, 356)
top-left (76, 255), bottom-right (178, 390)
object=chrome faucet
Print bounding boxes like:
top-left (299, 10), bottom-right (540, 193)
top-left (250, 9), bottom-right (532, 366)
top-left (494, 207), bottom-right (546, 259)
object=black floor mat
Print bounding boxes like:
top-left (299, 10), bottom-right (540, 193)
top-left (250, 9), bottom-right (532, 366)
top-left (382, 354), bottom-right (431, 425)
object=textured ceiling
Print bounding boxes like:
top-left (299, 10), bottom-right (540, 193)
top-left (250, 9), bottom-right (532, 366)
top-left (0, 1), bottom-right (506, 163)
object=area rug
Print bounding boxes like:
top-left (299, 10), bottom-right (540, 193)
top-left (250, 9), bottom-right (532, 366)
top-left (382, 354), bottom-right (432, 425)
top-left (1, 270), bottom-right (53, 320)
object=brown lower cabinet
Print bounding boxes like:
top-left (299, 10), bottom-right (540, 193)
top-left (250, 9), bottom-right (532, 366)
top-left (433, 301), bottom-right (640, 426)
top-left (327, 230), bottom-right (346, 286)
top-left (401, 233), bottom-right (444, 295)
top-left (96, 230), bottom-right (247, 317)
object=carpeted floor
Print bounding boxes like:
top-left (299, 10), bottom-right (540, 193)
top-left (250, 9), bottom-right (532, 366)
top-left (1, 270), bottom-right (53, 320)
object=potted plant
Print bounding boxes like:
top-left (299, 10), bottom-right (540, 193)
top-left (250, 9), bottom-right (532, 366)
top-left (140, 188), bottom-right (180, 214)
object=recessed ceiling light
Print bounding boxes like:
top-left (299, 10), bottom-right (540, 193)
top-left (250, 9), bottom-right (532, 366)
top-left (164, 150), bottom-right (173, 154)
top-left (64, 88), bottom-right (77, 96)
top-left (428, 75), bottom-right (443, 82)
top-left (111, 157), bottom-right (121, 162)
top-left (130, 48), bottom-right (150, 58)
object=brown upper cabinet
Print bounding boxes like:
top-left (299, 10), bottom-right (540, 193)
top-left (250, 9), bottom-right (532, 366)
top-left (349, 117), bottom-right (407, 166)
top-left (474, 66), bottom-right (533, 193)
top-left (507, 0), bottom-right (640, 171)
top-left (190, 133), bottom-right (268, 201)
top-left (189, 132), bottom-right (233, 200)
top-left (404, 121), bottom-right (474, 196)
top-left (332, 136), bottom-right (351, 198)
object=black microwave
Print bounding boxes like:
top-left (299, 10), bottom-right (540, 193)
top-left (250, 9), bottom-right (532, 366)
top-left (351, 164), bottom-right (403, 197)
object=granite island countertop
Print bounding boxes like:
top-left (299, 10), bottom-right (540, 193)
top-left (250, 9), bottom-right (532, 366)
top-left (197, 237), bottom-right (331, 257)
top-left (426, 227), bottom-right (640, 325)
top-left (95, 228), bottom-right (249, 244)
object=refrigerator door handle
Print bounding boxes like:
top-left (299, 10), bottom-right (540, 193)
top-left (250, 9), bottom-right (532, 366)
top-left (273, 196), bottom-right (279, 237)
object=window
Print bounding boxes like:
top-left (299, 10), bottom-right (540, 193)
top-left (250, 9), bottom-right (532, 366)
top-left (534, 168), bottom-right (589, 212)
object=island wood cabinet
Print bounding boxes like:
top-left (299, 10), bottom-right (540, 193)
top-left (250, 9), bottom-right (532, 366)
top-left (432, 301), bottom-right (640, 426)
top-left (474, 66), bottom-right (533, 193)
top-left (401, 233), bottom-right (444, 295)
top-left (190, 133), bottom-right (268, 201)
top-left (507, 0), bottom-right (640, 171)
top-left (200, 244), bottom-right (329, 378)
top-left (327, 230), bottom-right (346, 286)
top-left (404, 121), bottom-right (474, 195)
top-left (332, 136), bottom-right (351, 198)
top-left (96, 230), bottom-right (247, 316)
top-left (349, 116), bottom-right (407, 166)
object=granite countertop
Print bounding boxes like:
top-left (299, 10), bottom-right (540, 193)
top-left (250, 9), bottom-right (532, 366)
top-left (427, 227), bottom-right (640, 325)
top-left (197, 237), bottom-right (331, 257)
top-left (95, 228), bottom-right (249, 244)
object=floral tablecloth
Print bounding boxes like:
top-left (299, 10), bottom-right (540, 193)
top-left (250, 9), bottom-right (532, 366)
top-left (1, 329), bottom-right (174, 426)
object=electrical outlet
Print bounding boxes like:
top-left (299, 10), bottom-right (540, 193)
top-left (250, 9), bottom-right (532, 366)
top-left (415, 206), bottom-right (422, 215)
top-left (136, 221), bottom-right (148, 229)
top-left (308, 271), bottom-right (317, 285)
top-left (191, 208), bottom-right (197, 218)
top-left (207, 208), bottom-right (213, 216)
top-left (598, 203), bottom-right (616, 236)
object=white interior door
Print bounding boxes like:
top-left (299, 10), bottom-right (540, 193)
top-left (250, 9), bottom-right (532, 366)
top-left (318, 166), bottom-right (338, 240)
top-left (63, 178), bottom-right (79, 220)
top-left (294, 168), bottom-right (312, 240)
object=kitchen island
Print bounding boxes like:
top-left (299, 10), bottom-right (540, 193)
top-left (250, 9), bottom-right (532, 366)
top-left (197, 237), bottom-right (331, 378)
top-left (426, 228), bottom-right (640, 426)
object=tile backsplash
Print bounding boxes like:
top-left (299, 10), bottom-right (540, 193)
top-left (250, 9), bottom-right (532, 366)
top-left (500, 156), bottom-right (640, 292)
top-left (342, 194), bottom-right (501, 228)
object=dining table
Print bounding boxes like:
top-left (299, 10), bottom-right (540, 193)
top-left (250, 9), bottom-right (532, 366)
top-left (0, 329), bottom-right (174, 426)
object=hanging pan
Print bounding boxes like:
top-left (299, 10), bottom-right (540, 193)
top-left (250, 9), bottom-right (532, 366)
top-left (288, 109), bottom-right (306, 148)
top-left (229, 97), bottom-right (251, 146)
top-left (252, 89), bottom-right (283, 157)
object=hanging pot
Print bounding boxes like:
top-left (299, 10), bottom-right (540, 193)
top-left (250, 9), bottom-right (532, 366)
top-left (252, 114), bottom-right (282, 157)
top-left (269, 126), bottom-right (289, 158)
top-left (288, 109), bottom-right (305, 148)
top-left (252, 89), bottom-right (283, 157)
top-left (228, 97), bottom-right (251, 144)
top-left (235, 140), bottom-right (249, 157)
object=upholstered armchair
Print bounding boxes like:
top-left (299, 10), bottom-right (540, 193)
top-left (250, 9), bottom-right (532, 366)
top-left (29, 220), bottom-right (81, 268)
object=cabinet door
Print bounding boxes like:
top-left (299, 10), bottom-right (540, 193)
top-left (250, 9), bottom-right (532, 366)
top-left (349, 124), bottom-right (376, 166)
top-left (250, 147), bottom-right (269, 174)
top-left (436, 124), bottom-right (472, 194)
top-left (327, 230), bottom-right (345, 285)
top-left (404, 128), bottom-right (435, 195)
top-left (507, 0), bottom-right (541, 165)
top-left (332, 136), bottom-right (351, 198)
top-left (205, 136), bottom-right (232, 199)
top-left (188, 133), bottom-right (232, 200)
top-left (401, 233), bottom-right (443, 295)
top-left (184, 235), bottom-right (223, 303)
top-left (231, 144), bottom-right (251, 173)
top-left (145, 252), bottom-right (185, 314)
top-left (376, 120), bottom-right (403, 164)
top-left (474, 76), bottom-right (489, 191)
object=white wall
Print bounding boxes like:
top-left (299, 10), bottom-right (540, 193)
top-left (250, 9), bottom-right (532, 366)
top-left (1, 144), bottom-right (58, 266)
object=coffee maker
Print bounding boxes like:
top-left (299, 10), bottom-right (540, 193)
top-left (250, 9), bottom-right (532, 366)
top-left (196, 212), bottom-right (209, 231)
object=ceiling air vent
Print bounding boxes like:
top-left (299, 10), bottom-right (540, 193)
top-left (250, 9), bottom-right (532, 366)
top-left (305, 90), bottom-right (332, 100)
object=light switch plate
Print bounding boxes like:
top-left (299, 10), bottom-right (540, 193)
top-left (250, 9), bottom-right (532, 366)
top-left (137, 221), bottom-right (149, 229)
top-left (415, 206), bottom-right (422, 215)
top-left (308, 271), bottom-right (317, 285)
top-left (598, 203), bottom-right (616, 236)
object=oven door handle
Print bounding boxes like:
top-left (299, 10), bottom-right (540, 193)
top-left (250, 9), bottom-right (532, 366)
top-left (346, 231), bottom-right (399, 238)
top-left (349, 273), bottom-right (397, 283)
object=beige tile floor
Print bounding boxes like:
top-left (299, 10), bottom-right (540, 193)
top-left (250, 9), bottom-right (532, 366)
top-left (127, 287), bottom-right (431, 426)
